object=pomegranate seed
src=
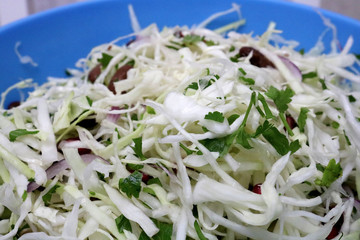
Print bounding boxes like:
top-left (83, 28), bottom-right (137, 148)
top-left (252, 183), bottom-right (262, 194)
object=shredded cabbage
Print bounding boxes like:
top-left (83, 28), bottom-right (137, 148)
top-left (0, 4), bottom-right (359, 240)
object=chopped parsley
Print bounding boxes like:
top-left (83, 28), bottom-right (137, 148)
top-left (131, 137), bottom-right (146, 160)
top-left (152, 219), bottom-right (173, 240)
top-left (9, 129), bottom-right (39, 142)
top-left (183, 35), bottom-right (202, 46)
top-left (194, 220), bottom-right (209, 240)
top-left (42, 185), bottom-right (60, 206)
top-left (255, 121), bottom-right (300, 155)
top-left (348, 95), bottom-right (356, 102)
top-left (115, 215), bottom-right (132, 233)
top-left (265, 86), bottom-right (295, 136)
top-left (22, 190), bottom-right (27, 201)
top-left (204, 111), bottom-right (225, 123)
top-left (118, 171), bottom-right (142, 198)
top-left (297, 107), bottom-right (309, 133)
top-left (97, 53), bottom-right (113, 68)
top-left (315, 159), bottom-right (342, 187)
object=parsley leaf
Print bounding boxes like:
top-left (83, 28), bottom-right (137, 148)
top-left (238, 67), bottom-right (246, 75)
top-left (298, 107), bottom-right (309, 133)
top-left (265, 86), bottom-right (295, 136)
top-left (146, 106), bottom-right (156, 115)
top-left (22, 191), bottom-right (27, 201)
top-left (147, 177), bottom-right (162, 186)
top-left (131, 137), bottom-right (146, 160)
top-left (97, 53), bottom-right (113, 68)
top-left (139, 232), bottom-right (151, 240)
top-left (42, 185), bottom-right (60, 206)
top-left (152, 219), bottom-right (173, 240)
top-left (257, 93), bottom-right (274, 119)
top-left (204, 111), bottom-right (225, 123)
top-left (115, 215), bottom-right (132, 233)
top-left (265, 86), bottom-right (294, 113)
top-left (180, 143), bottom-right (196, 155)
top-left (199, 137), bottom-right (227, 156)
top-left (183, 35), bottom-right (202, 46)
top-left (118, 171), bottom-right (142, 198)
top-left (185, 82), bottom-right (199, 91)
top-left (239, 76), bottom-right (255, 85)
top-left (227, 114), bottom-right (240, 125)
top-left (302, 71), bottom-right (317, 80)
top-left (348, 95), bottom-right (356, 103)
top-left (86, 96), bottom-right (93, 106)
top-left (194, 220), bottom-right (209, 240)
top-left (315, 159), bottom-right (342, 187)
top-left (256, 121), bottom-right (300, 156)
top-left (9, 129), bottom-right (39, 142)
top-left (236, 126), bottom-right (253, 149)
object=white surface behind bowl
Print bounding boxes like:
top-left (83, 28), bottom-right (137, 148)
top-left (0, 0), bottom-right (359, 27)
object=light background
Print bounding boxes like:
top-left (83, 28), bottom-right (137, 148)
top-left (0, 0), bottom-right (359, 26)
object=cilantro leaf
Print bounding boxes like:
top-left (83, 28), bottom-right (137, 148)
top-left (302, 71), bottom-right (317, 80)
top-left (115, 215), bottom-right (132, 233)
top-left (146, 106), bottom-right (156, 115)
top-left (315, 159), bottom-right (342, 187)
top-left (131, 137), bottom-right (146, 160)
top-left (239, 76), bottom-right (255, 85)
top-left (298, 107), bottom-right (309, 133)
top-left (86, 96), bottom-right (93, 107)
top-left (139, 232), bottom-right (151, 240)
top-left (256, 121), bottom-right (300, 156)
top-left (204, 111), bottom-right (225, 123)
top-left (356, 54), bottom-right (360, 60)
top-left (185, 82), bottom-right (199, 91)
top-left (227, 114), bottom-right (240, 125)
top-left (229, 45), bottom-right (236, 52)
top-left (147, 177), bottom-right (162, 186)
top-left (180, 143), bottom-right (196, 155)
top-left (238, 67), bottom-right (247, 75)
top-left (257, 93), bottom-right (274, 119)
top-left (236, 126), bottom-right (253, 149)
top-left (261, 123), bottom-right (290, 156)
top-left (289, 140), bottom-right (301, 154)
top-left (118, 171), bottom-right (142, 198)
top-left (199, 137), bottom-right (227, 156)
top-left (183, 35), bottom-right (202, 46)
top-left (265, 86), bottom-right (294, 113)
top-left (9, 129), bottom-right (39, 142)
top-left (348, 95), bottom-right (356, 102)
top-left (22, 191), bottom-right (27, 201)
top-left (97, 53), bottom-right (113, 68)
top-left (42, 185), bottom-right (60, 206)
top-left (194, 220), bottom-right (209, 240)
top-left (152, 219), bottom-right (173, 240)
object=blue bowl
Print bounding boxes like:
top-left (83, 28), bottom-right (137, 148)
top-left (0, 0), bottom-right (359, 107)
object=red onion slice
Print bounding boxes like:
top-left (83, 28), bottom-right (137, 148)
top-left (278, 55), bottom-right (302, 82)
top-left (27, 153), bottom-right (109, 192)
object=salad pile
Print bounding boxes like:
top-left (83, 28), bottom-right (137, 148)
top-left (0, 5), bottom-right (360, 240)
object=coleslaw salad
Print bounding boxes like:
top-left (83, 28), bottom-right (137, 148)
top-left (0, 4), bottom-right (360, 240)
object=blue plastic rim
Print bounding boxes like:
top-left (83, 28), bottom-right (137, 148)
top-left (0, 0), bottom-right (359, 107)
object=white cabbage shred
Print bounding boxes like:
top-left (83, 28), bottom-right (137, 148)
top-left (0, 4), bottom-right (359, 240)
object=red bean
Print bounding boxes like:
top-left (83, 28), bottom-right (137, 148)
top-left (7, 101), bottom-right (20, 109)
top-left (88, 64), bottom-right (102, 83)
top-left (239, 47), bottom-right (275, 68)
top-left (286, 115), bottom-right (297, 129)
top-left (108, 64), bottom-right (133, 94)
